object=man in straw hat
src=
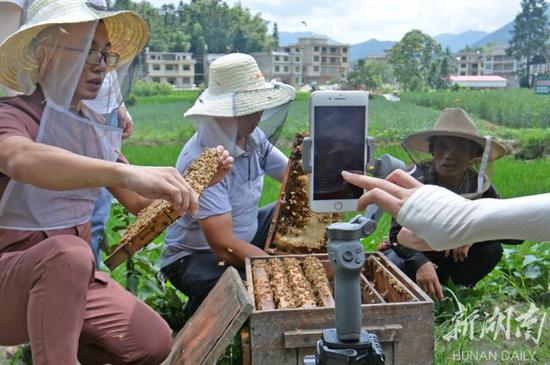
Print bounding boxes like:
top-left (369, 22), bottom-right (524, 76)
top-left (381, 108), bottom-right (522, 301)
top-left (160, 53), bottom-right (296, 318)
top-left (0, 0), bottom-right (232, 363)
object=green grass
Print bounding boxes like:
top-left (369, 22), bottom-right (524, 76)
top-left (402, 88), bottom-right (550, 128)
top-left (119, 91), bottom-right (548, 365)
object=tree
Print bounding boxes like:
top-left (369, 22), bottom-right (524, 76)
top-left (508, 0), bottom-right (549, 87)
top-left (177, 1), bottom-right (184, 20)
top-left (346, 59), bottom-right (394, 90)
top-left (114, 0), bottom-right (271, 55)
top-left (388, 30), bottom-right (443, 91)
top-left (272, 22), bottom-right (279, 49)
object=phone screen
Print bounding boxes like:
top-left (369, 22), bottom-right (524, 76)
top-left (313, 106), bottom-right (365, 200)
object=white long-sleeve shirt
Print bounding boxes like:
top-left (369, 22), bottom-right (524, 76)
top-left (397, 185), bottom-right (550, 250)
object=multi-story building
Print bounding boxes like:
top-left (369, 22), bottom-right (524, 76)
top-left (250, 50), bottom-right (303, 85)
top-left (294, 35), bottom-right (350, 84)
top-left (454, 51), bottom-right (484, 76)
top-left (251, 35), bottom-right (350, 86)
top-left (453, 45), bottom-right (526, 87)
top-left (143, 48), bottom-right (196, 89)
top-left (482, 44), bottom-right (524, 86)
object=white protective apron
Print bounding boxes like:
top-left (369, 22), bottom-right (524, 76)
top-left (0, 102), bottom-right (122, 230)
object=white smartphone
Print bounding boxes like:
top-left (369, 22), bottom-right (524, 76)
top-left (309, 91), bottom-right (368, 213)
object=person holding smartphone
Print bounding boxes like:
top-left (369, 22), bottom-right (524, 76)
top-left (160, 53), bottom-right (296, 319)
top-left (380, 108), bottom-right (522, 301)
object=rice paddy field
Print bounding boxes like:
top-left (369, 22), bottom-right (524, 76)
top-left (109, 91), bottom-right (549, 365)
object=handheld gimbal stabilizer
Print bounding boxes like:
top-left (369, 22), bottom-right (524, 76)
top-left (302, 136), bottom-right (405, 365)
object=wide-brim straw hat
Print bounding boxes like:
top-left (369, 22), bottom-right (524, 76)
top-left (0, 0), bottom-right (149, 93)
top-left (403, 108), bottom-right (505, 160)
top-left (184, 53), bottom-right (296, 118)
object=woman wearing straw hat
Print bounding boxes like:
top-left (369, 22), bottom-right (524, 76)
top-left (160, 53), bottom-right (296, 318)
top-left (0, 0), bottom-right (136, 269)
top-left (0, 0), bottom-right (232, 363)
top-left (381, 108), bottom-right (522, 301)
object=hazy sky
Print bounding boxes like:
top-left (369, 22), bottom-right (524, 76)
top-left (146, 0), bottom-right (543, 44)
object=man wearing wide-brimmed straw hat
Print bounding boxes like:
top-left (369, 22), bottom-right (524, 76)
top-left (0, 0), bottom-right (234, 363)
top-left (382, 108), bottom-right (523, 301)
top-left (160, 53), bottom-right (296, 318)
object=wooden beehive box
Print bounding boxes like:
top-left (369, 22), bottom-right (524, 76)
top-left (244, 253), bottom-right (434, 365)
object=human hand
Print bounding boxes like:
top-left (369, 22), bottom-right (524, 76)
top-left (118, 104), bottom-right (134, 140)
top-left (119, 164), bottom-right (198, 215)
top-left (341, 169), bottom-right (422, 217)
top-left (209, 145), bottom-right (234, 187)
top-left (444, 244), bottom-right (472, 263)
top-left (415, 261), bottom-right (444, 301)
top-left (397, 228), bottom-right (433, 252)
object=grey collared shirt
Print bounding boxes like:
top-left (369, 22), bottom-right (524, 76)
top-left (160, 128), bottom-right (287, 268)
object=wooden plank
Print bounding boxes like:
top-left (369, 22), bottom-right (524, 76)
top-left (252, 262), bottom-right (276, 311)
top-left (245, 258), bottom-right (255, 305)
top-left (250, 302), bottom-right (433, 365)
top-left (241, 328), bottom-right (251, 365)
top-left (361, 274), bottom-right (385, 304)
top-left (105, 207), bottom-right (179, 270)
top-left (284, 324), bottom-right (403, 349)
top-left (302, 256), bottom-right (334, 307)
top-left (365, 255), bottom-right (417, 303)
top-left (163, 267), bottom-right (253, 365)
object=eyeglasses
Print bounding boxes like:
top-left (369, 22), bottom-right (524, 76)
top-left (86, 49), bottom-right (120, 68)
top-left (60, 47), bottom-right (120, 68)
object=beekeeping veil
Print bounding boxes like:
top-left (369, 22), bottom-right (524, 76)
top-left (0, 0), bottom-right (148, 230)
top-left (184, 53), bottom-right (296, 156)
top-left (402, 108), bottom-right (505, 199)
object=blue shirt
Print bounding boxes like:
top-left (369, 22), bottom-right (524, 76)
top-left (160, 128), bottom-right (287, 268)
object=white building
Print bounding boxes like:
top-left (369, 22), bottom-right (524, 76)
top-left (250, 50), bottom-right (303, 85)
top-left (450, 75), bottom-right (507, 89)
top-left (143, 48), bottom-right (196, 89)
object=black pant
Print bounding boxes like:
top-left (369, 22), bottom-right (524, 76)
top-left (162, 203), bottom-right (275, 318)
top-left (384, 242), bottom-right (503, 288)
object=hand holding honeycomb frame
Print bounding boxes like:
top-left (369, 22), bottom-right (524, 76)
top-left (105, 148), bottom-right (220, 270)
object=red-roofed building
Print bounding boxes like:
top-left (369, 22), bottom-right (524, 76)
top-left (449, 75), bottom-right (507, 89)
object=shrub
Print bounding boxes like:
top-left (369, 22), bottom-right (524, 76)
top-left (125, 93), bottom-right (138, 106)
top-left (131, 80), bottom-right (174, 97)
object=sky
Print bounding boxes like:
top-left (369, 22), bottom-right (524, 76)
top-left (146, 0), bottom-right (544, 44)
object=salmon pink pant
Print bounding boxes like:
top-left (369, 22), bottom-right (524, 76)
top-left (0, 224), bottom-right (172, 365)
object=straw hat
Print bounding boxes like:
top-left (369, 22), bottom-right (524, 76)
top-left (184, 53), bottom-right (296, 118)
top-left (403, 108), bottom-right (505, 160)
top-left (0, 0), bottom-right (149, 93)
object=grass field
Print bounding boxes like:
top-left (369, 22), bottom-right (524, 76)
top-left (115, 91), bottom-right (550, 365)
top-left (402, 88), bottom-right (550, 128)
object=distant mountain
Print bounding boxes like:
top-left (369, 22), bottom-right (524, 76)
top-left (474, 7), bottom-right (550, 47)
top-left (434, 31), bottom-right (487, 52)
top-left (349, 39), bottom-right (396, 62)
top-left (472, 22), bottom-right (515, 47)
top-left (279, 31), bottom-right (340, 46)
